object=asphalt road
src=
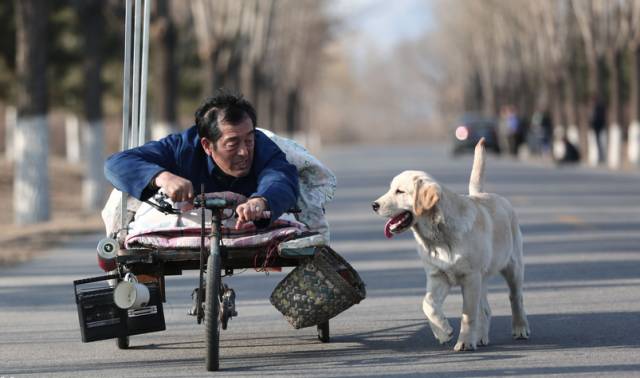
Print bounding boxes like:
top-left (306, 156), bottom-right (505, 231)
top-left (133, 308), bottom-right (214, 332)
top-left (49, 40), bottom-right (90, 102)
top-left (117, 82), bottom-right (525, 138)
top-left (2, 144), bottom-right (640, 377)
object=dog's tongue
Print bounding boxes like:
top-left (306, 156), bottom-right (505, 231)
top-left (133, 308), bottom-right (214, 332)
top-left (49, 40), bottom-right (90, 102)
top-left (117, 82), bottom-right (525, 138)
top-left (384, 219), bottom-right (394, 239)
top-left (384, 212), bottom-right (408, 239)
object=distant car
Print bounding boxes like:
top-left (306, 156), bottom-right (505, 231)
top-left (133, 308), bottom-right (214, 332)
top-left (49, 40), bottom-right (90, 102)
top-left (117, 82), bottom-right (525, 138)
top-left (452, 115), bottom-right (501, 155)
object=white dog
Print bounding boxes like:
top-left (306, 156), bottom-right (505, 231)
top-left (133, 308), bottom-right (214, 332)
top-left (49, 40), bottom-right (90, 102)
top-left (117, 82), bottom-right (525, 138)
top-left (372, 139), bottom-right (530, 351)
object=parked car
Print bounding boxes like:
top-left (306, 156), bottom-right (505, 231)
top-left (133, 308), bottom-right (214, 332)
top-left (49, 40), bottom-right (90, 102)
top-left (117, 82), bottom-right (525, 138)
top-left (452, 115), bottom-right (501, 155)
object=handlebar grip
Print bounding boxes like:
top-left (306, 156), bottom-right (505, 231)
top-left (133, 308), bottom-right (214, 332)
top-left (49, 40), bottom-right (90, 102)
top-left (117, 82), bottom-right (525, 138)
top-left (193, 197), bottom-right (235, 209)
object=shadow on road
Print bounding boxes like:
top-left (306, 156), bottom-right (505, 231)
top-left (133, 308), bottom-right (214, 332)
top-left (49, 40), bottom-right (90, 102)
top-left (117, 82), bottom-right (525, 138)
top-left (10, 311), bottom-right (637, 376)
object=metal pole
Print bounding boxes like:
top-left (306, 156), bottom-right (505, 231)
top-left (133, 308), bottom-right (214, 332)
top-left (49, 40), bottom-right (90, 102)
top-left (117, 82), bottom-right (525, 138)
top-left (130, 0), bottom-right (142, 148)
top-left (120, 0), bottom-right (133, 236)
top-left (138, 0), bottom-right (151, 146)
top-left (121, 0), bottom-right (133, 153)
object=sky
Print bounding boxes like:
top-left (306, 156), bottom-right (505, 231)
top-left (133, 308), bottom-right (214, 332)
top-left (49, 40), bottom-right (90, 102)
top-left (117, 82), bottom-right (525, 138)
top-left (331, 0), bottom-right (433, 53)
top-left (327, 0), bottom-right (436, 127)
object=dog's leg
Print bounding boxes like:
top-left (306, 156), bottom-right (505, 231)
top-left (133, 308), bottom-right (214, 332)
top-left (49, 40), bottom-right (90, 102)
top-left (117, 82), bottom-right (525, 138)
top-left (501, 260), bottom-right (530, 339)
top-left (478, 279), bottom-right (491, 346)
top-left (422, 271), bottom-right (453, 345)
top-left (455, 272), bottom-right (482, 351)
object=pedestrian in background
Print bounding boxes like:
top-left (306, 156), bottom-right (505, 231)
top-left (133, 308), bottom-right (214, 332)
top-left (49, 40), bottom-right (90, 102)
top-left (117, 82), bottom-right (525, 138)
top-left (499, 105), bottom-right (522, 156)
top-left (530, 108), bottom-right (553, 157)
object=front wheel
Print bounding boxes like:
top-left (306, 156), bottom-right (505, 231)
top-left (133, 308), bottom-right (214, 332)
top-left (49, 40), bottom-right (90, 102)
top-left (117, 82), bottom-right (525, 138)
top-left (317, 321), bottom-right (330, 343)
top-left (205, 251), bottom-right (221, 371)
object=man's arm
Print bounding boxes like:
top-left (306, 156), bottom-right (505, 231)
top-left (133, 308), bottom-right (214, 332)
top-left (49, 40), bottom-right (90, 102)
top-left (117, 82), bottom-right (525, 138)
top-left (104, 133), bottom-right (183, 200)
top-left (252, 149), bottom-right (299, 223)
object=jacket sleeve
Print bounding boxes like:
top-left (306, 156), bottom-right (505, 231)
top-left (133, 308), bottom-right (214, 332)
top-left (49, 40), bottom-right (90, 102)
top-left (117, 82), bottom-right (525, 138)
top-left (253, 148), bottom-right (299, 224)
top-left (104, 134), bottom-right (183, 200)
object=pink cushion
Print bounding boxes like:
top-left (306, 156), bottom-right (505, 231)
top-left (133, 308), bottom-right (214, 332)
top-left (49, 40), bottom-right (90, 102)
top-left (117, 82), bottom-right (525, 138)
top-left (124, 219), bottom-right (306, 250)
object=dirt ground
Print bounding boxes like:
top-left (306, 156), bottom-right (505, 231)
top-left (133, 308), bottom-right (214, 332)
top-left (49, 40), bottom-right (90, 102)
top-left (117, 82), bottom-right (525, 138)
top-left (0, 157), bottom-right (106, 266)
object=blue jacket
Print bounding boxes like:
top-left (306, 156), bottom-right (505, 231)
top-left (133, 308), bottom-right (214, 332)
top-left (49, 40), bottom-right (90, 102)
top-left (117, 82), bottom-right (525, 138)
top-left (104, 126), bottom-right (299, 223)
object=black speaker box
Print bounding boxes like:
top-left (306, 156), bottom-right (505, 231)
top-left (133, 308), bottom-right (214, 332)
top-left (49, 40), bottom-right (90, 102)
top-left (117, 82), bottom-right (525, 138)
top-left (74, 274), bottom-right (165, 342)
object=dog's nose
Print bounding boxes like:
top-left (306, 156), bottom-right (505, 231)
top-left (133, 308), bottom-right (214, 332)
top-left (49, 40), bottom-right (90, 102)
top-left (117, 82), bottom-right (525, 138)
top-left (372, 201), bottom-right (380, 212)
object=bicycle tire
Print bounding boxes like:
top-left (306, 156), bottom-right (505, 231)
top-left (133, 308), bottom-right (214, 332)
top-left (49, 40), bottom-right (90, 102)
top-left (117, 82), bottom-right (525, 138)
top-left (205, 249), bottom-right (221, 371)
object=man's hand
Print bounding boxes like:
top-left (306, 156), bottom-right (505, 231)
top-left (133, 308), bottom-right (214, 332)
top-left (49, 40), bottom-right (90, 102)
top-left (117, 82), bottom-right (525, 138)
top-left (235, 197), bottom-right (268, 229)
top-left (154, 171), bottom-right (194, 202)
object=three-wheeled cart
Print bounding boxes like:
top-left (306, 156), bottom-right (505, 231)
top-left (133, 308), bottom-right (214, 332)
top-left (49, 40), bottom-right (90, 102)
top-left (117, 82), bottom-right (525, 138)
top-left (75, 194), bottom-right (334, 371)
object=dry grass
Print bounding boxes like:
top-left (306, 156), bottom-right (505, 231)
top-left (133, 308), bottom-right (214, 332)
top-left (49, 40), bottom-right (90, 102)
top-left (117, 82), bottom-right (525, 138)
top-left (0, 157), bottom-right (106, 266)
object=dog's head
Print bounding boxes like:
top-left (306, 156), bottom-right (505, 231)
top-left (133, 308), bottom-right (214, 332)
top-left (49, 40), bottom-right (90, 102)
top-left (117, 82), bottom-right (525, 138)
top-left (372, 170), bottom-right (442, 238)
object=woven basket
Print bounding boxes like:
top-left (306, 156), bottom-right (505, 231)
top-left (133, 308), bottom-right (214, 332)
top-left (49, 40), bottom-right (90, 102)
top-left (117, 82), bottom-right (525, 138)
top-left (270, 246), bottom-right (366, 329)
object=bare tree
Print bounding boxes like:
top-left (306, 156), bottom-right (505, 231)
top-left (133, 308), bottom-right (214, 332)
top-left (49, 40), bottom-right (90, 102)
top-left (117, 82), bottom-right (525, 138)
top-left (626, 0), bottom-right (640, 165)
top-left (78, 0), bottom-right (106, 211)
top-left (151, 0), bottom-right (179, 140)
top-left (4, 104), bottom-right (15, 161)
top-left (602, 2), bottom-right (629, 169)
top-left (191, 0), bottom-right (245, 95)
top-left (14, 0), bottom-right (50, 224)
top-left (190, 0), bottom-right (328, 135)
top-left (410, 0), bottom-right (640, 167)
top-left (572, 0), bottom-right (614, 166)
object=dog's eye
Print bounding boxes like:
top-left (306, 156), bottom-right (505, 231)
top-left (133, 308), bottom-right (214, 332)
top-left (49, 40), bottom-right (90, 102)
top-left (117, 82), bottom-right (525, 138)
top-left (395, 189), bottom-right (405, 195)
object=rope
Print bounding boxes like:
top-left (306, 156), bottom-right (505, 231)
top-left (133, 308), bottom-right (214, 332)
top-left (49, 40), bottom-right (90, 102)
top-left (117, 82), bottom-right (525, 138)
top-left (253, 234), bottom-right (298, 274)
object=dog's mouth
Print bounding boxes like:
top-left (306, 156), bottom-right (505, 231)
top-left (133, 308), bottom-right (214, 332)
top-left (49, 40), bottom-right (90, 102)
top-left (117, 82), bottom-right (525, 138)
top-left (384, 211), bottom-right (414, 239)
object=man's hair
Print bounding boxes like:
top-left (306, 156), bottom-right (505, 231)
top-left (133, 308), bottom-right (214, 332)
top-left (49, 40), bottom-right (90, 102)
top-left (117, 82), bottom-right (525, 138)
top-left (194, 91), bottom-right (257, 143)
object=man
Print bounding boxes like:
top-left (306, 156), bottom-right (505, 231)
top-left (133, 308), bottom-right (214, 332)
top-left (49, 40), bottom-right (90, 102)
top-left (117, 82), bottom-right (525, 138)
top-left (104, 92), bottom-right (299, 229)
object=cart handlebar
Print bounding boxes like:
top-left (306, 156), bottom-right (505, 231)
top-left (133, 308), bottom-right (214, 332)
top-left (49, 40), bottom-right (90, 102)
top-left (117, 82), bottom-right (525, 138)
top-left (147, 192), bottom-right (300, 218)
top-left (193, 197), bottom-right (237, 210)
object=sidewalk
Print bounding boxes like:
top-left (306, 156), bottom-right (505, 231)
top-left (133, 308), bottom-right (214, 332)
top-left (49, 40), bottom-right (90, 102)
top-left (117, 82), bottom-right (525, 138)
top-left (0, 215), bottom-right (103, 266)
top-left (0, 158), bottom-right (105, 266)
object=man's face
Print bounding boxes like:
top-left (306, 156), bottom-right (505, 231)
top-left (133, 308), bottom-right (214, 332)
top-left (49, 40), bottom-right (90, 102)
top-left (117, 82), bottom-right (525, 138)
top-left (201, 116), bottom-right (255, 178)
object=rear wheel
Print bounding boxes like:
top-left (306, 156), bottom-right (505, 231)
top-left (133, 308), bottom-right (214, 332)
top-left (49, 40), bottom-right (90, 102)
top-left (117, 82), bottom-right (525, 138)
top-left (317, 321), bottom-right (330, 343)
top-left (205, 250), bottom-right (221, 371)
top-left (116, 335), bottom-right (129, 349)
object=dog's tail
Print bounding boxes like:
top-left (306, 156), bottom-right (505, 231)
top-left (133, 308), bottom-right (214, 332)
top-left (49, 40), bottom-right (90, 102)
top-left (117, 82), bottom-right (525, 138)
top-left (468, 138), bottom-right (486, 195)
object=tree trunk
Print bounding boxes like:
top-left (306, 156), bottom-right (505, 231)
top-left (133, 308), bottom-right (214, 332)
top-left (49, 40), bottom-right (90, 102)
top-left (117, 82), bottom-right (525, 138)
top-left (562, 73), bottom-right (579, 142)
top-left (571, 82), bottom-right (590, 161)
top-left (268, 89), bottom-right (280, 133)
top-left (251, 68), bottom-right (266, 123)
top-left (82, 120), bottom-right (105, 211)
top-left (217, 46), bottom-right (241, 92)
top-left (255, 83), bottom-right (273, 130)
top-left (628, 46), bottom-right (640, 165)
top-left (584, 54), bottom-right (608, 166)
top-left (203, 54), bottom-right (216, 97)
top-left (65, 113), bottom-right (80, 163)
top-left (285, 89), bottom-right (299, 135)
top-left (4, 105), bottom-right (16, 161)
top-left (550, 78), bottom-right (567, 161)
top-left (478, 55), bottom-right (495, 118)
top-left (151, 0), bottom-right (178, 140)
top-left (79, 0), bottom-right (105, 211)
top-left (14, 0), bottom-right (49, 224)
top-left (606, 49), bottom-right (622, 169)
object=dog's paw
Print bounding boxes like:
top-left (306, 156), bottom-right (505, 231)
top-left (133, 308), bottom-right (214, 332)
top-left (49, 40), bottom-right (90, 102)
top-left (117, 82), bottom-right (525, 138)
top-left (431, 324), bottom-right (454, 344)
top-left (478, 335), bottom-right (490, 346)
top-left (454, 339), bottom-right (477, 352)
top-left (512, 324), bottom-right (530, 340)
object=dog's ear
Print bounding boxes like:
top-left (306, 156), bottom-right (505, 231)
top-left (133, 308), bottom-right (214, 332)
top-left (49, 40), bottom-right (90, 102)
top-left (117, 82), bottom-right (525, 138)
top-left (414, 180), bottom-right (440, 217)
